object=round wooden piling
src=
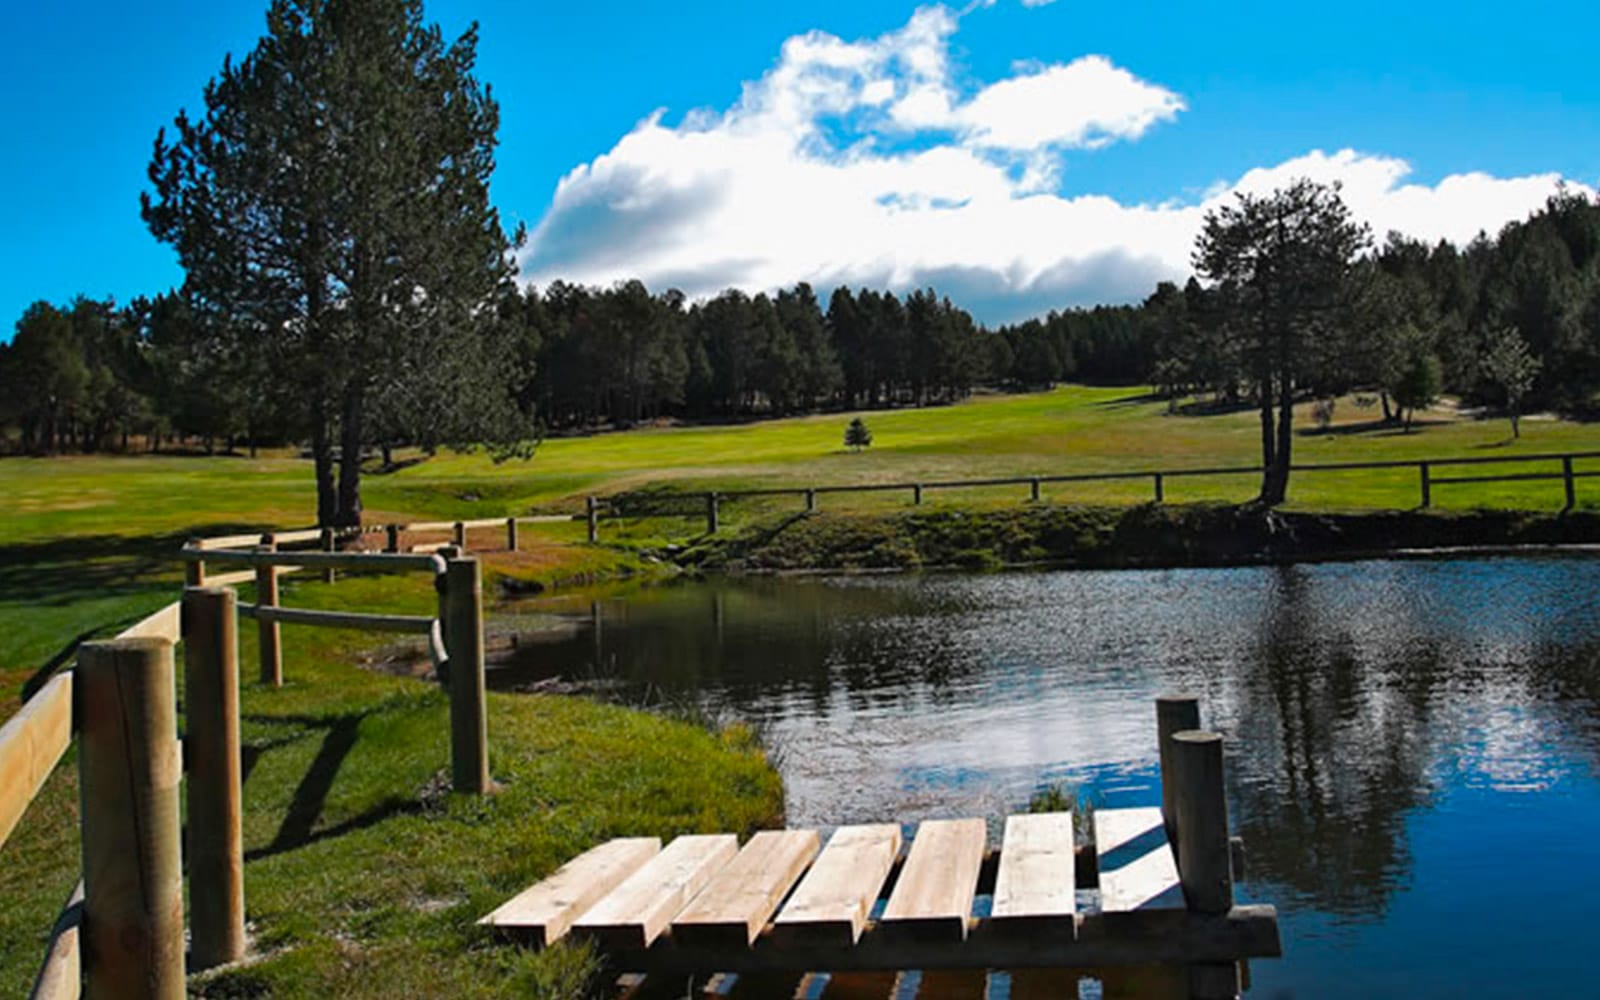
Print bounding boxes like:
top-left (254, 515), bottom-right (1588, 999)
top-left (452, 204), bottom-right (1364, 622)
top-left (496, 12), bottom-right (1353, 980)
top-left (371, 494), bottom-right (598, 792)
top-left (507, 517), bottom-right (519, 552)
top-left (445, 556), bottom-right (489, 794)
top-left (1169, 730), bottom-right (1233, 914)
top-left (256, 534), bottom-right (281, 686)
top-left (182, 587), bottom-right (246, 968)
top-left (77, 638), bottom-right (184, 1000)
top-left (184, 539), bottom-right (206, 586)
top-left (1156, 694), bottom-right (1201, 851)
top-left (453, 521), bottom-right (467, 549)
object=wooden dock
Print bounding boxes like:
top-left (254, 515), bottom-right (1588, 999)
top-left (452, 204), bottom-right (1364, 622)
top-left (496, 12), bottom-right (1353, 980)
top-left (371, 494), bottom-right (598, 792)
top-left (482, 696), bottom-right (1280, 998)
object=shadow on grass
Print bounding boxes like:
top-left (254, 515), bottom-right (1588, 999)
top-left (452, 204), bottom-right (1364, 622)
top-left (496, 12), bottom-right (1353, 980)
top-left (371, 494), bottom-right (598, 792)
top-left (0, 526), bottom-right (272, 607)
top-left (1300, 418), bottom-right (1451, 438)
top-left (1092, 391), bottom-right (1167, 409)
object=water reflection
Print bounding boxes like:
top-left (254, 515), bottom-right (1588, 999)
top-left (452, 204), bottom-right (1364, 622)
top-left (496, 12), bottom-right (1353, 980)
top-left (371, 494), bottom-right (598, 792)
top-left (494, 558), bottom-right (1600, 997)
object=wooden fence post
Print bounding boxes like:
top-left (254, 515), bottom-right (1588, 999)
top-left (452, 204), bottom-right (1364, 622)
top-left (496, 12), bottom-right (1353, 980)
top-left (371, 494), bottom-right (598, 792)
top-left (1563, 456), bottom-right (1576, 511)
top-left (507, 517), bottom-right (519, 552)
top-left (805, 489), bottom-right (817, 513)
top-left (913, 484), bottom-right (923, 505)
top-left (706, 493), bottom-right (720, 534)
top-left (1153, 473), bottom-right (1165, 504)
top-left (1169, 729), bottom-right (1238, 1000)
top-left (385, 523), bottom-right (401, 553)
top-left (77, 638), bottom-right (184, 1000)
top-left (1030, 478), bottom-right (1041, 502)
top-left (1419, 463), bottom-right (1431, 508)
top-left (320, 527), bottom-right (337, 583)
top-left (453, 521), bottom-right (467, 549)
top-left (182, 587), bottom-right (245, 969)
top-left (1156, 694), bottom-right (1201, 854)
top-left (587, 497), bottom-right (600, 544)
top-left (444, 556), bottom-right (489, 794)
top-left (184, 539), bottom-right (205, 587)
top-left (256, 534), bottom-right (281, 687)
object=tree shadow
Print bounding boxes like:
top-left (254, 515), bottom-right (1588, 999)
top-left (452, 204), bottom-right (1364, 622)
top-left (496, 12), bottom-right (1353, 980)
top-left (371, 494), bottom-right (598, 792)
top-left (1300, 418), bottom-right (1450, 438)
top-left (1089, 390), bottom-right (1165, 409)
top-left (1169, 397), bottom-right (1256, 417)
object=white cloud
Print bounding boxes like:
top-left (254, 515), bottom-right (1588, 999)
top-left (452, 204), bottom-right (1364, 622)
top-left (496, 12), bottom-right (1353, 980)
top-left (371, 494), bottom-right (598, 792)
top-left (519, 4), bottom-right (1584, 324)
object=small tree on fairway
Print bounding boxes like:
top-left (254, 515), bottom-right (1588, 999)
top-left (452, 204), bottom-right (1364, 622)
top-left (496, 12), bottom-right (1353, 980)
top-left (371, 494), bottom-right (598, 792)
top-left (1481, 327), bottom-right (1541, 439)
top-left (844, 416), bottom-right (872, 452)
top-left (1391, 351), bottom-right (1442, 432)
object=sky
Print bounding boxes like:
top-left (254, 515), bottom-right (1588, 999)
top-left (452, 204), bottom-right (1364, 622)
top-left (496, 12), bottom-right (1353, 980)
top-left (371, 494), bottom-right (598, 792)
top-left (3, 0), bottom-right (1599, 335)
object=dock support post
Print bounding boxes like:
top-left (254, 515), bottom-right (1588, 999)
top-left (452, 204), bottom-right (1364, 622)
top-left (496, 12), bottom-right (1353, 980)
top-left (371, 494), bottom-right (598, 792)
top-left (1170, 729), bottom-right (1238, 999)
top-left (320, 526), bottom-right (337, 583)
top-left (1030, 478), bottom-right (1041, 502)
top-left (256, 533), bottom-right (281, 687)
top-left (184, 539), bottom-right (205, 587)
top-left (1419, 463), bottom-right (1431, 508)
top-left (1563, 456), bottom-right (1576, 511)
top-left (706, 493), bottom-right (720, 534)
top-left (507, 517), bottom-right (519, 552)
top-left (182, 587), bottom-right (246, 969)
top-left (587, 497), bottom-right (600, 543)
top-left (1154, 473), bottom-right (1165, 504)
top-left (453, 521), bottom-right (466, 549)
top-left (445, 556), bottom-right (489, 794)
top-left (77, 638), bottom-right (184, 1000)
top-left (386, 523), bottom-right (400, 553)
top-left (1156, 694), bottom-right (1201, 854)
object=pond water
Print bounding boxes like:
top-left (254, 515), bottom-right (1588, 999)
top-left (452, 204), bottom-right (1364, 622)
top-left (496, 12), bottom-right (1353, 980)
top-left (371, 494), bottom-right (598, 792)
top-left (492, 558), bottom-right (1600, 999)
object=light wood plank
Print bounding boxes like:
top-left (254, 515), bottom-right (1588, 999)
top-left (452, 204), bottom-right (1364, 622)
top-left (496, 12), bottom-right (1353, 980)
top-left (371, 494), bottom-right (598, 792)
top-left (118, 601), bottom-right (181, 643)
top-left (0, 671), bottom-right (74, 852)
top-left (671, 829), bottom-right (821, 949)
top-left (880, 818), bottom-right (985, 941)
top-left (1095, 808), bottom-right (1181, 913)
top-left (772, 824), bottom-right (902, 947)
top-left (992, 812), bottom-right (1076, 932)
top-left (573, 834), bottom-right (738, 950)
top-left (479, 837), bottom-right (660, 946)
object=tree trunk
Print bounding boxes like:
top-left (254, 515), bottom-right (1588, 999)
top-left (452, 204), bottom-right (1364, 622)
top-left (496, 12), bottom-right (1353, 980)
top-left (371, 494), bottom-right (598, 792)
top-left (1511, 409), bottom-right (1521, 439)
top-left (1380, 391), bottom-right (1394, 423)
top-left (335, 387), bottom-right (364, 528)
top-left (1256, 375), bottom-right (1278, 504)
top-left (312, 403), bottom-right (337, 527)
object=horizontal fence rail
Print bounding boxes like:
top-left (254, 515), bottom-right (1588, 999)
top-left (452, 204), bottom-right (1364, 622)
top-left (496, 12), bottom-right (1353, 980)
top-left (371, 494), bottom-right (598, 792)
top-left (586, 450), bottom-right (1600, 538)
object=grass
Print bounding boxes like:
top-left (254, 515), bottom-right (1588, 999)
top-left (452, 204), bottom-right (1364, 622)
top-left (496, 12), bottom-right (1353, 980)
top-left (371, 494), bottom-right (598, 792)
top-left (2, 384), bottom-right (1597, 994)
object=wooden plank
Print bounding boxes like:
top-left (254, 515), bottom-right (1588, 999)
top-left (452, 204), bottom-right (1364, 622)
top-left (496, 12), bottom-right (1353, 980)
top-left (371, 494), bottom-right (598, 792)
top-left (238, 604), bottom-right (435, 634)
top-left (671, 829), bottom-right (821, 949)
top-left (28, 882), bottom-right (83, 1000)
top-left (1096, 808), bottom-right (1181, 913)
top-left (879, 818), bottom-right (985, 942)
top-left (772, 824), bottom-right (901, 947)
top-left (117, 601), bottom-right (181, 643)
top-left (479, 837), bottom-right (661, 947)
top-left (992, 812), bottom-right (1076, 933)
top-left (613, 904), bottom-right (1283, 975)
top-left (573, 834), bottom-right (738, 950)
top-left (0, 671), bottom-right (75, 851)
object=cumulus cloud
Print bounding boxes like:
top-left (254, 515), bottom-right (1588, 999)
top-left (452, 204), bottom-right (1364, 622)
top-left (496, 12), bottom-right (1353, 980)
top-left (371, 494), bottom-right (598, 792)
top-left (519, 4), bottom-right (1582, 324)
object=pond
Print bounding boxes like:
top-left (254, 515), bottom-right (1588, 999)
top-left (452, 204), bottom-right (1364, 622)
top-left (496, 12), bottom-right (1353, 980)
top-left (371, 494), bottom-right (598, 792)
top-left (491, 558), bottom-right (1600, 999)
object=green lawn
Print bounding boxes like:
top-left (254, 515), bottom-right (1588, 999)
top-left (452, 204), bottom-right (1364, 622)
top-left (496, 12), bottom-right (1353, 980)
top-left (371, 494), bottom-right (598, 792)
top-left (2, 384), bottom-right (1597, 996)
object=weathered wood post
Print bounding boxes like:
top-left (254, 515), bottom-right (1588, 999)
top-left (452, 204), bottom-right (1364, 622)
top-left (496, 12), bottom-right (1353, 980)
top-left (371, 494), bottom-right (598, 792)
top-left (1153, 473), bottom-right (1166, 504)
top-left (913, 484), bottom-right (924, 505)
top-left (507, 516), bottom-right (519, 552)
top-left (1156, 694), bottom-right (1201, 854)
top-left (706, 492), bottom-right (720, 534)
top-left (805, 489), bottom-right (817, 513)
top-left (1419, 462), bottom-right (1431, 508)
top-left (1030, 478), bottom-right (1041, 502)
top-left (444, 556), bottom-right (489, 794)
top-left (77, 638), bottom-right (184, 1000)
top-left (453, 521), bottom-right (467, 549)
top-left (1169, 729), bottom-right (1238, 999)
top-left (385, 523), bottom-right (401, 553)
top-left (1563, 456), bottom-right (1576, 511)
top-left (184, 539), bottom-right (205, 587)
top-left (181, 587), bottom-right (245, 969)
top-left (320, 526), bottom-right (337, 583)
top-left (586, 497), bottom-right (600, 544)
top-left (256, 534), bottom-right (282, 687)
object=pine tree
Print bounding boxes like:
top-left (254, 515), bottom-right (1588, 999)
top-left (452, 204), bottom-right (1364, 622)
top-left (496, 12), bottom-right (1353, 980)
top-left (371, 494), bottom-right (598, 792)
top-left (844, 416), bottom-right (873, 452)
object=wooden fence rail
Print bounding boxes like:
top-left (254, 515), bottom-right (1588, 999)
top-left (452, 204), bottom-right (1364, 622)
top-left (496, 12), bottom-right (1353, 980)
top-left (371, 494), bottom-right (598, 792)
top-left (584, 449), bottom-right (1600, 539)
top-left (7, 532), bottom-right (494, 999)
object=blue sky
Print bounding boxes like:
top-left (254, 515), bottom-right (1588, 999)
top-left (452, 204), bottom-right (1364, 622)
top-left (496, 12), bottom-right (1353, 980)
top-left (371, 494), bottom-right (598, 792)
top-left (3, 0), bottom-right (1598, 334)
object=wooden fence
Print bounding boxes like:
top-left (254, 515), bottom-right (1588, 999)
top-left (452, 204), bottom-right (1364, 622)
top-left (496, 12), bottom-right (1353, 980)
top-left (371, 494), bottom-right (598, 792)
top-left (587, 449), bottom-right (1600, 539)
top-left (3, 533), bottom-right (493, 1000)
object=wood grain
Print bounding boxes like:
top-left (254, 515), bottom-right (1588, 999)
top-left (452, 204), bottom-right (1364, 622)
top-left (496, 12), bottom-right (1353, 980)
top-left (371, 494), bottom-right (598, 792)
top-left (992, 812), bottom-right (1077, 934)
top-left (573, 834), bottom-right (738, 950)
top-left (671, 829), bottom-right (821, 949)
top-left (479, 837), bottom-right (661, 947)
top-left (0, 671), bottom-right (74, 851)
top-left (880, 818), bottom-right (985, 942)
top-left (773, 824), bottom-right (901, 947)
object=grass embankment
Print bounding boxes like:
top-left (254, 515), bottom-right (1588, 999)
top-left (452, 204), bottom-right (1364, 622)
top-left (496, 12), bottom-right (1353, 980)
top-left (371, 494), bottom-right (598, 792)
top-left (0, 572), bottom-right (783, 998)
